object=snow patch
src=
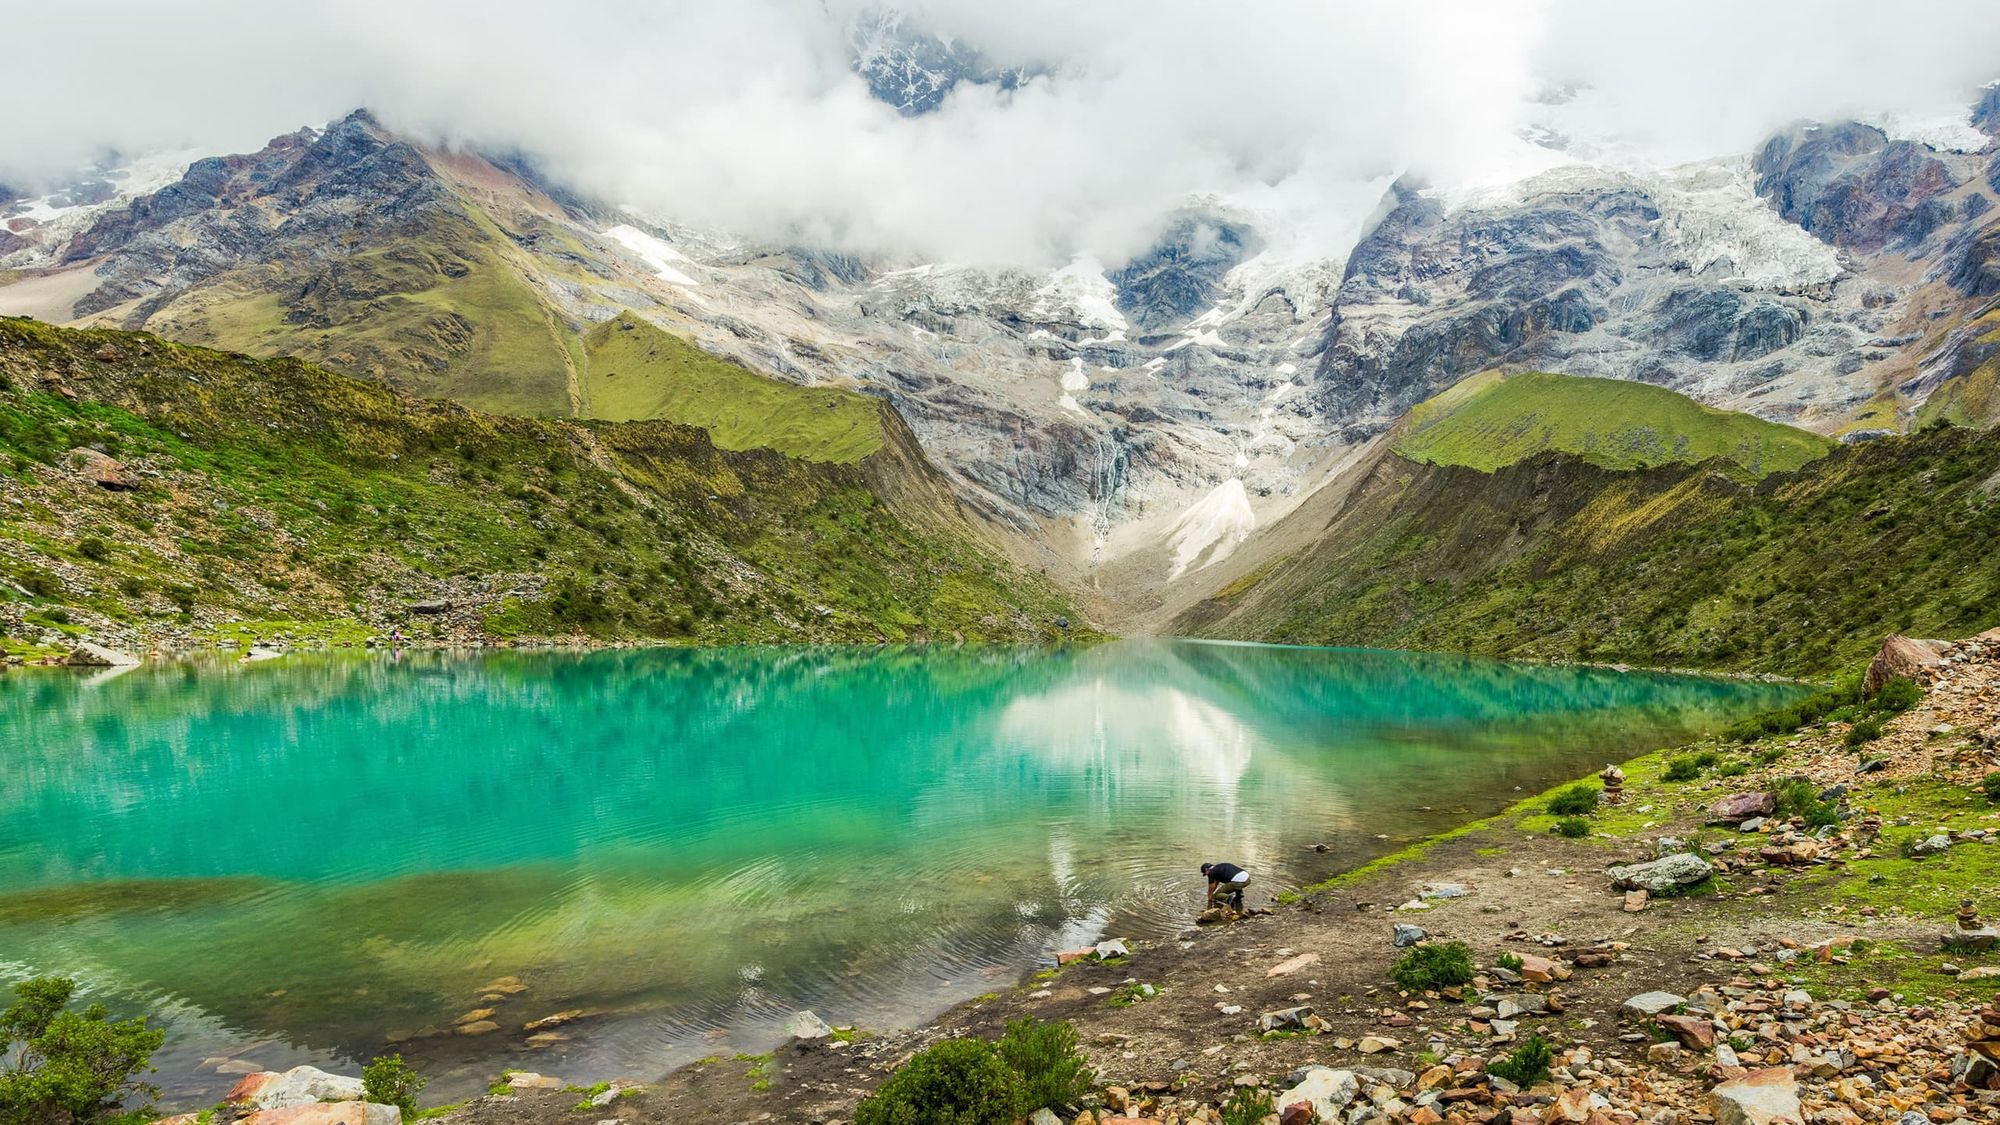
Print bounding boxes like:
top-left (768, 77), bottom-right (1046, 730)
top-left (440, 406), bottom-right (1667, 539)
top-left (1164, 328), bottom-right (1225, 353)
top-left (1061, 358), bottom-right (1089, 391)
top-left (607, 224), bottom-right (700, 286)
top-left (1859, 109), bottom-right (1993, 154)
top-left (1035, 257), bottom-right (1128, 333)
top-left (1166, 478), bottom-right (1256, 580)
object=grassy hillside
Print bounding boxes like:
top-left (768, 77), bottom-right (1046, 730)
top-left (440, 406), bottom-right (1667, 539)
top-left (580, 313), bottom-right (884, 463)
top-left (1178, 427), bottom-right (2000, 676)
top-left (154, 207), bottom-right (581, 417)
top-left (0, 318), bottom-right (1082, 657)
top-left (1396, 370), bottom-right (1834, 477)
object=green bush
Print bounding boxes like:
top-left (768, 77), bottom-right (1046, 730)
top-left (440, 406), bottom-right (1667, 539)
top-left (1771, 778), bottom-right (1840, 828)
top-left (1545, 784), bottom-right (1600, 817)
top-left (1486, 1034), bottom-right (1553, 1087)
top-left (1981, 773), bottom-right (2000, 803)
top-left (1844, 718), bottom-right (1884, 747)
top-left (363, 1054), bottom-right (425, 1116)
top-left (1218, 1087), bottom-right (1276, 1125)
top-left (1870, 676), bottom-right (1921, 714)
top-left (1662, 751), bottom-right (1718, 781)
top-left (1392, 941), bottom-right (1475, 992)
top-left (0, 976), bottom-right (165, 1125)
top-left (994, 1017), bottom-right (1091, 1113)
top-left (1553, 816), bottom-right (1591, 838)
top-left (855, 1038), bottom-right (1024, 1125)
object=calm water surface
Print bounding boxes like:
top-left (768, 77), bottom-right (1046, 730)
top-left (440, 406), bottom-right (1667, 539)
top-left (0, 641), bottom-right (1798, 1104)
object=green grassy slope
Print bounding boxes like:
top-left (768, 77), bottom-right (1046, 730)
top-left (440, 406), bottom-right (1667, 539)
top-left (0, 319), bottom-right (1081, 655)
top-left (1396, 370), bottom-right (1834, 477)
top-left (1916, 309), bottom-right (2000, 430)
top-left (580, 313), bottom-right (884, 463)
top-left (1178, 428), bottom-right (2000, 676)
top-left (153, 207), bottom-right (580, 418)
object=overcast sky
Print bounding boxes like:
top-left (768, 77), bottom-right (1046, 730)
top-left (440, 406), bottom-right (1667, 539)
top-left (7, 0), bottom-right (1998, 264)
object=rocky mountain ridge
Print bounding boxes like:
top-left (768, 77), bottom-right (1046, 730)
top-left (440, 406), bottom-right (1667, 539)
top-left (4, 95), bottom-right (1998, 618)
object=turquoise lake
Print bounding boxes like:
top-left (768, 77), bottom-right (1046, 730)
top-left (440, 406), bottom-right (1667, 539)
top-left (0, 641), bottom-right (1800, 1104)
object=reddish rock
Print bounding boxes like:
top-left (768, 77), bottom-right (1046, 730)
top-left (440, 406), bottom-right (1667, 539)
top-left (1655, 1013), bottom-right (1716, 1049)
top-left (1864, 634), bottom-right (1948, 694)
top-left (1709, 792), bottom-right (1776, 823)
top-left (64, 446), bottom-right (138, 490)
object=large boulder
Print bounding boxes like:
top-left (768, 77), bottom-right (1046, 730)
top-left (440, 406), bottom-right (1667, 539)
top-left (1273, 1067), bottom-right (1359, 1121)
top-left (1710, 1067), bottom-right (1801, 1125)
top-left (64, 447), bottom-right (139, 491)
top-left (239, 1105), bottom-right (400, 1125)
top-left (226, 1066), bottom-right (365, 1111)
top-left (1864, 634), bottom-right (1949, 694)
top-left (1607, 853), bottom-right (1714, 895)
top-left (1708, 792), bottom-right (1776, 824)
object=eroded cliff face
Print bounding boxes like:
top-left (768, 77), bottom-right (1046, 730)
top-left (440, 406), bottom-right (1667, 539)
top-left (4, 100), bottom-right (1997, 607)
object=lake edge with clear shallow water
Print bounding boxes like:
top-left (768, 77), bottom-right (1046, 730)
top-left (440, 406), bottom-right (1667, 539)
top-left (0, 640), bottom-right (1804, 1106)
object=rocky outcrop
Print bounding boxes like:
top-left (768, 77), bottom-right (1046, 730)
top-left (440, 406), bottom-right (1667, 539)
top-left (63, 642), bottom-right (140, 667)
top-left (1606, 853), bottom-right (1714, 894)
top-left (1754, 122), bottom-right (1969, 254)
top-left (1864, 634), bottom-right (1950, 694)
top-left (226, 1065), bottom-right (366, 1111)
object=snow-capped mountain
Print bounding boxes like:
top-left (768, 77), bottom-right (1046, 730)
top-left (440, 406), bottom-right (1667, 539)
top-left (3, 89), bottom-right (1997, 611)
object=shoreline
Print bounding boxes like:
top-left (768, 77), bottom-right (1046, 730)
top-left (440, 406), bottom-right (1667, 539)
top-left (429, 629), bottom-right (1999, 1123)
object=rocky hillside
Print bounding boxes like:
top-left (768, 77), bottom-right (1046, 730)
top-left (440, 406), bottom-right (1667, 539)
top-left (0, 319), bottom-right (1082, 657)
top-left (1176, 385), bottom-right (2000, 675)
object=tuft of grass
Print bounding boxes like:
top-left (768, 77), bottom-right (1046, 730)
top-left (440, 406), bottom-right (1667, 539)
top-left (1552, 816), bottom-right (1591, 838)
top-left (1486, 1034), bottom-right (1553, 1088)
top-left (1546, 784), bottom-right (1601, 817)
top-left (1392, 941), bottom-right (1475, 992)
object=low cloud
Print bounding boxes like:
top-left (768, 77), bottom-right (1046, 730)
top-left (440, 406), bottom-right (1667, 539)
top-left (6, 0), bottom-right (1997, 265)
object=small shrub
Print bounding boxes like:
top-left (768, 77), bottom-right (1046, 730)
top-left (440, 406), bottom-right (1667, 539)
top-left (1715, 761), bottom-right (1749, 778)
top-left (1545, 784), bottom-right (1600, 817)
top-left (1494, 952), bottom-right (1523, 972)
top-left (994, 1017), bottom-right (1091, 1113)
top-left (1392, 941), bottom-right (1475, 992)
top-left (0, 976), bottom-right (165, 1124)
top-left (1870, 676), bottom-right (1921, 714)
top-left (854, 1038), bottom-right (1024, 1125)
top-left (363, 1055), bottom-right (425, 1117)
top-left (1553, 816), bottom-right (1590, 838)
top-left (1662, 752), bottom-right (1715, 782)
top-left (75, 536), bottom-right (112, 562)
top-left (1770, 778), bottom-right (1840, 828)
top-left (1218, 1087), bottom-right (1276, 1125)
top-left (1844, 718), bottom-right (1884, 747)
top-left (1983, 773), bottom-right (2000, 803)
top-left (1486, 1033), bottom-right (1553, 1088)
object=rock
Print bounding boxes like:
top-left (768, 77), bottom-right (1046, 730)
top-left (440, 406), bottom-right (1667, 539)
top-left (1708, 792), bottom-right (1776, 824)
top-left (1647, 1042), bottom-right (1682, 1064)
top-left (238, 1107), bottom-right (400, 1125)
top-left (1607, 853), bottom-right (1714, 894)
top-left (1029, 1109), bottom-right (1063, 1125)
top-left (1419, 882), bottom-right (1469, 899)
top-left (1356, 1035), bottom-right (1399, 1054)
top-left (1624, 988), bottom-right (1688, 1016)
top-left (1392, 924), bottom-right (1428, 947)
top-left (523, 1009), bottom-right (587, 1031)
top-left (1654, 1013), bottom-right (1716, 1049)
top-left (456, 1020), bottom-right (500, 1035)
top-left (1056, 948), bottom-right (1096, 964)
top-left (1094, 939), bottom-right (1130, 959)
top-left (785, 1010), bottom-right (833, 1039)
top-left (1944, 926), bottom-right (1998, 952)
top-left (1909, 833), bottom-right (1952, 857)
top-left (1623, 889), bottom-right (1650, 912)
top-left (227, 1067), bottom-right (366, 1111)
top-left (1516, 953), bottom-right (1569, 983)
top-left (65, 446), bottom-right (138, 490)
top-left (1258, 1006), bottom-right (1313, 1032)
top-left (1273, 1067), bottom-right (1359, 1120)
top-left (64, 642), bottom-right (140, 667)
top-left (1739, 816), bottom-right (1768, 833)
top-left (1278, 1105), bottom-right (1315, 1125)
top-left (1267, 952), bottom-right (1320, 977)
top-left (1864, 634), bottom-right (1948, 694)
top-left (506, 1073), bottom-right (562, 1090)
top-left (1655, 837), bottom-right (1686, 856)
top-left (1711, 1067), bottom-right (1802, 1125)
top-left (409, 600), bottom-right (451, 615)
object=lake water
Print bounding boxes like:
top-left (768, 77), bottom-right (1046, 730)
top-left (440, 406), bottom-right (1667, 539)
top-left (0, 641), bottom-right (1798, 1105)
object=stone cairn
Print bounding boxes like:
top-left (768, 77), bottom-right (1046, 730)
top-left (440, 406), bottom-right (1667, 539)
top-left (1600, 763), bottom-right (1627, 805)
top-left (1951, 899), bottom-right (2000, 953)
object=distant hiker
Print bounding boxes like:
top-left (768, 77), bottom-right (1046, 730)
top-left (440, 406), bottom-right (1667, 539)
top-left (1201, 861), bottom-right (1249, 910)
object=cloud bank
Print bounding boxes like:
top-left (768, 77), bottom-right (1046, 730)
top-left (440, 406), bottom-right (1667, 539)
top-left (6, 0), bottom-right (1998, 264)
